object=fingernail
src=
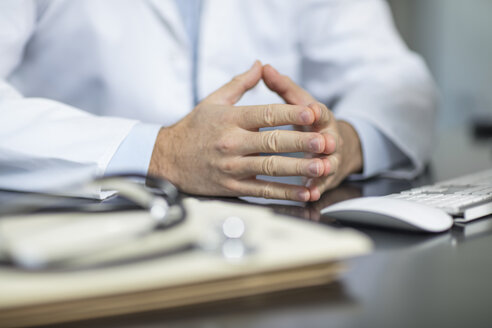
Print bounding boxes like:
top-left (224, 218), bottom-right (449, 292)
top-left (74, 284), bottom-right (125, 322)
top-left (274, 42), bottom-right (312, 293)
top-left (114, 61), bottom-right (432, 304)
top-left (308, 162), bottom-right (320, 176)
top-left (300, 111), bottom-right (312, 124)
top-left (311, 187), bottom-right (321, 202)
top-left (309, 138), bottom-right (321, 152)
top-left (297, 190), bottom-right (309, 202)
top-left (325, 134), bottom-right (337, 153)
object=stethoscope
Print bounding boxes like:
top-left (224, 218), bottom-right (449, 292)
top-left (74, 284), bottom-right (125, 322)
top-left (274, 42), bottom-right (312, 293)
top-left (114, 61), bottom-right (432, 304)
top-left (0, 174), bottom-right (249, 270)
top-left (0, 174), bottom-right (186, 269)
top-left (96, 174), bottom-right (187, 229)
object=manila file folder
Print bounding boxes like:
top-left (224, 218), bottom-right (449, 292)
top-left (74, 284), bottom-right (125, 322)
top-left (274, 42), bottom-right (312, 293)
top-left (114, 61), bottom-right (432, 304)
top-left (0, 199), bottom-right (372, 327)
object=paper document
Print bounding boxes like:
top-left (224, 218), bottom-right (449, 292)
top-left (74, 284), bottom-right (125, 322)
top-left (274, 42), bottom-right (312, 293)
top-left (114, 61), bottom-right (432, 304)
top-left (0, 199), bottom-right (372, 327)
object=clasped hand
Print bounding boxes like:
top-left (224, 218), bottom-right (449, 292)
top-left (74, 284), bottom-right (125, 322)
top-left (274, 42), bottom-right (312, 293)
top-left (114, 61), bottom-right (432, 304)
top-left (149, 61), bottom-right (362, 202)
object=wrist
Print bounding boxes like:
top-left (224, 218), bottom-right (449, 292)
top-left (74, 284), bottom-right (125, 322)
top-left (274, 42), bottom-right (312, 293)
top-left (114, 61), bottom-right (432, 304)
top-left (337, 120), bottom-right (363, 175)
top-left (148, 127), bottom-right (177, 183)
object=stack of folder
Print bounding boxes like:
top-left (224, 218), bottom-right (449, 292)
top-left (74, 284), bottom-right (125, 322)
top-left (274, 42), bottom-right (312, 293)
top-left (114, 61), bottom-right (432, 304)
top-left (0, 199), bottom-right (372, 327)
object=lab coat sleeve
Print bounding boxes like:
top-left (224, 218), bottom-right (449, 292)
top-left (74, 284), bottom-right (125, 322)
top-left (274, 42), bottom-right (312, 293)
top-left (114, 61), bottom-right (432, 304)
top-left (345, 117), bottom-right (411, 180)
top-left (105, 123), bottom-right (161, 176)
top-left (0, 1), bottom-right (140, 197)
top-left (298, 0), bottom-right (438, 179)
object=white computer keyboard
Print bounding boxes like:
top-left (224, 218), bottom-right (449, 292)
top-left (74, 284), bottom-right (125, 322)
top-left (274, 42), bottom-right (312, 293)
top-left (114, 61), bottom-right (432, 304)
top-left (386, 169), bottom-right (492, 222)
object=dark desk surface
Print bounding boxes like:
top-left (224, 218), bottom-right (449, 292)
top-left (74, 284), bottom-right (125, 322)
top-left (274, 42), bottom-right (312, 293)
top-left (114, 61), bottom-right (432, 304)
top-left (9, 127), bottom-right (492, 328)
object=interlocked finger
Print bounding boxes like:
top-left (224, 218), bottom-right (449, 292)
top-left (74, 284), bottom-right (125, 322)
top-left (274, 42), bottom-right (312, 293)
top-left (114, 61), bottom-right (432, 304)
top-left (322, 130), bottom-right (339, 154)
top-left (237, 156), bottom-right (327, 178)
top-left (306, 154), bottom-right (342, 201)
top-left (323, 154), bottom-right (340, 176)
top-left (235, 178), bottom-right (311, 202)
top-left (236, 104), bottom-right (315, 130)
top-left (240, 130), bottom-right (326, 154)
top-left (309, 102), bottom-right (334, 131)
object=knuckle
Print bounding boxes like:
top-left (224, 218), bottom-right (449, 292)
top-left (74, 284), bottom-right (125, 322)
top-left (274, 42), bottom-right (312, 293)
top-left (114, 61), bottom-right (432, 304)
top-left (318, 103), bottom-right (332, 120)
top-left (318, 102), bottom-right (329, 111)
top-left (263, 104), bottom-right (275, 127)
top-left (218, 159), bottom-right (237, 174)
top-left (261, 182), bottom-right (275, 199)
top-left (284, 188), bottom-right (291, 200)
top-left (295, 135), bottom-right (304, 151)
top-left (261, 156), bottom-right (279, 176)
top-left (262, 181), bottom-right (289, 200)
top-left (264, 130), bottom-right (281, 152)
top-left (296, 160), bottom-right (304, 176)
top-left (215, 137), bottom-right (236, 154)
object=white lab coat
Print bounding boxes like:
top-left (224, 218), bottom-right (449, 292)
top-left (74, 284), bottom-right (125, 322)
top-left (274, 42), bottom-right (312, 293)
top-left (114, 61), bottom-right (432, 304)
top-left (0, 0), bottom-right (436, 195)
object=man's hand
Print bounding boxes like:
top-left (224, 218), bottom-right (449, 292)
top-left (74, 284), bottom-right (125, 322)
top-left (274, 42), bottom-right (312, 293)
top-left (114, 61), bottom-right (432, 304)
top-left (149, 61), bottom-right (333, 201)
top-left (262, 64), bottom-right (363, 201)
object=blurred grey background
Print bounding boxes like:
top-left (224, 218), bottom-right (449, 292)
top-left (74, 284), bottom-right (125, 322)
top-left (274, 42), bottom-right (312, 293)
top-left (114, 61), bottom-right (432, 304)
top-left (387, 0), bottom-right (492, 130)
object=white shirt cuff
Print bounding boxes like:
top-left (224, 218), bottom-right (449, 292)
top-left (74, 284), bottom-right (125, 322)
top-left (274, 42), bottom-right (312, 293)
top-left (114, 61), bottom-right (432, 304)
top-left (105, 123), bottom-right (161, 176)
top-left (341, 117), bottom-right (410, 180)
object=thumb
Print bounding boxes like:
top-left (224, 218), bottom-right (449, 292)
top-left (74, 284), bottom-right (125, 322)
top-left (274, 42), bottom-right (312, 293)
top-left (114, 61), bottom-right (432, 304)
top-left (203, 60), bottom-right (262, 105)
top-left (262, 64), bottom-right (315, 106)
